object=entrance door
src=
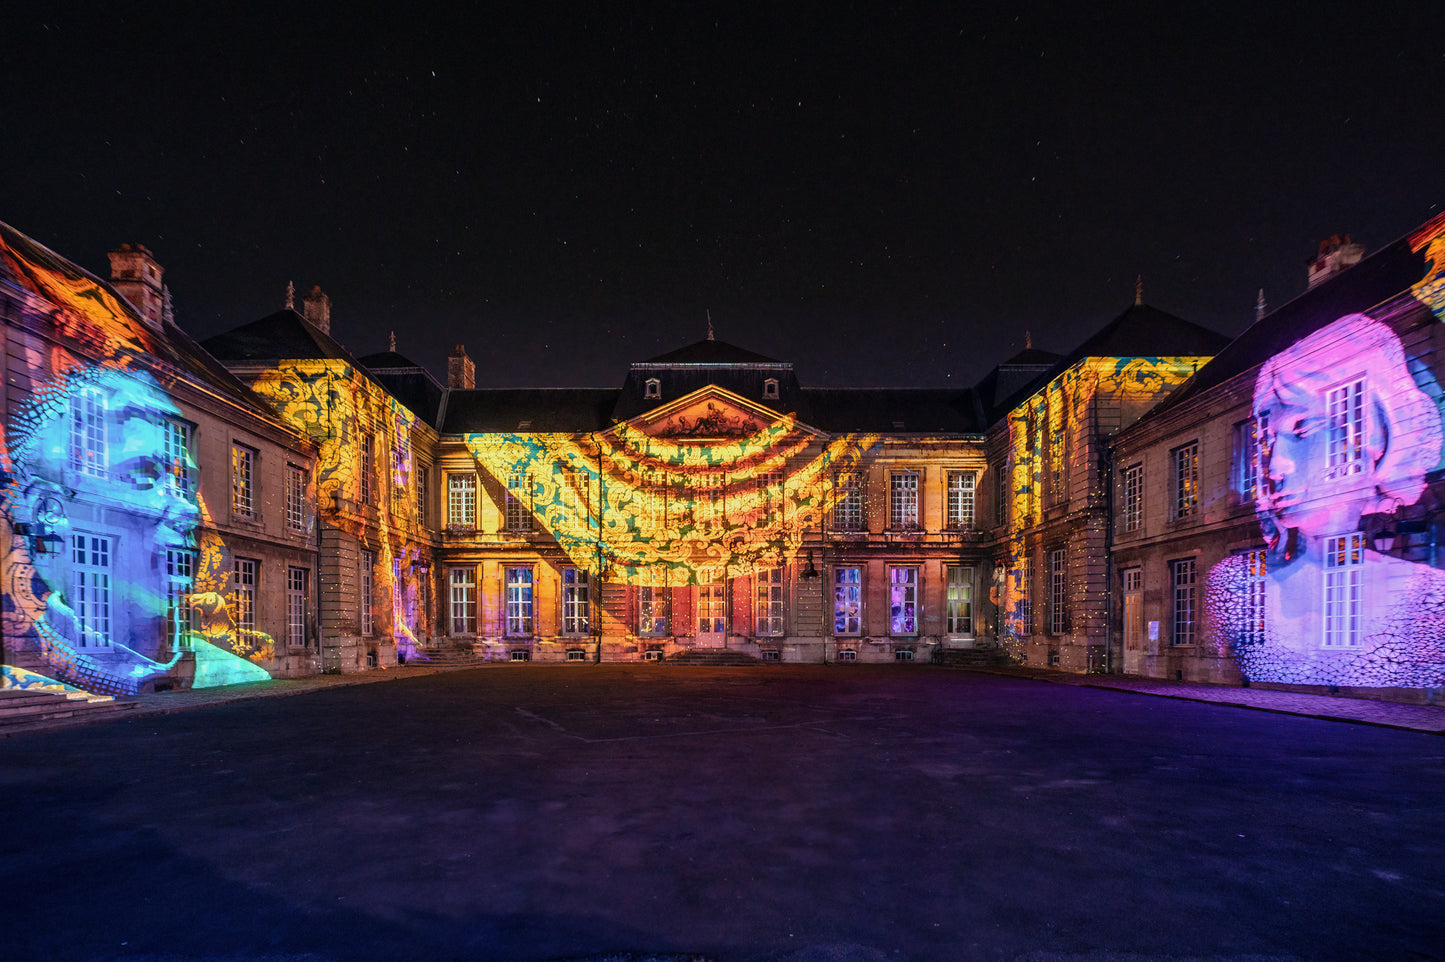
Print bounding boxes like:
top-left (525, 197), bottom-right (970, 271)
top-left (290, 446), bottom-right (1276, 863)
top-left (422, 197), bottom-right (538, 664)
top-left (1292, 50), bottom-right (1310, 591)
top-left (696, 580), bottom-right (727, 647)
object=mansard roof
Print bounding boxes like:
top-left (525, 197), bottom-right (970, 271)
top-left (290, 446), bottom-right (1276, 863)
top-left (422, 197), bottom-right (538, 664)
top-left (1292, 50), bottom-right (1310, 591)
top-left (797, 388), bottom-right (985, 434)
top-left (0, 220), bottom-right (279, 422)
top-left (441, 389), bottom-right (621, 434)
top-left (1153, 221), bottom-right (1441, 415)
top-left (640, 338), bottom-right (785, 366)
top-left (613, 337), bottom-right (801, 422)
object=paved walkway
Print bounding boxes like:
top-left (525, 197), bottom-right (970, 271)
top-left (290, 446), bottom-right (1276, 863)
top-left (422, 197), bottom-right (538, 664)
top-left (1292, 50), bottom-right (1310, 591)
top-left (18, 660), bottom-right (1445, 734)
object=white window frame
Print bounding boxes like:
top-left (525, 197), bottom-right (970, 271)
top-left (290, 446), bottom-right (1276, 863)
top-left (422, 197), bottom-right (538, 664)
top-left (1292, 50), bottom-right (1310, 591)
top-left (755, 567), bottom-right (785, 636)
top-left (833, 566), bottom-right (862, 636)
top-left (449, 567), bottom-right (476, 635)
top-left (1049, 548), bottom-right (1067, 635)
top-left (287, 566), bottom-right (309, 648)
top-left (644, 377), bottom-right (661, 399)
top-left (505, 472), bottom-right (531, 531)
top-left (233, 557), bottom-right (258, 634)
top-left (447, 473), bottom-right (477, 528)
top-left (416, 463), bottom-right (428, 525)
top-left (763, 377), bottom-right (779, 400)
top-left (1325, 377), bottom-right (1365, 480)
top-left (946, 565), bottom-right (973, 636)
top-left (360, 549), bottom-right (375, 637)
top-left (286, 464), bottom-right (306, 531)
top-left (1170, 557), bottom-right (1196, 646)
top-left (70, 386), bottom-right (107, 478)
top-left (888, 565), bottom-right (919, 636)
top-left (162, 418), bottom-right (191, 495)
top-left (561, 568), bottom-right (591, 636)
top-left (889, 471), bottom-right (920, 529)
top-left (1234, 417), bottom-right (1263, 503)
top-left (946, 472), bottom-right (975, 529)
top-left (232, 443), bottom-right (256, 519)
top-left (1172, 442), bottom-right (1199, 520)
top-left (505, 566), bottom-right (534, 637)
top-left (637, 579), bottom-right (669, 637)
top-left (167, 547), bottom-right (196, 649)
top-left (832, 472), bottom-right (864, 532)
top-left (1122, 568), bottom-right (1143, 650)
top-left (72, 534), bottom-right (112, 647)
top-left (1240, 547), bottom-right (1268, 649)
top-left (1122, 462), bottom-right (1143, 532)
top-left (1323, 533), bottom-right (1364, 647)
top-left (360, 436), bottom-right (374, 504)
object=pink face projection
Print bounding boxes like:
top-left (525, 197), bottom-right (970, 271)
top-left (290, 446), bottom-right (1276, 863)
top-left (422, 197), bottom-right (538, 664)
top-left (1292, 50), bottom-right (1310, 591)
top-left (1207, 313), bottom-right (1445, 687)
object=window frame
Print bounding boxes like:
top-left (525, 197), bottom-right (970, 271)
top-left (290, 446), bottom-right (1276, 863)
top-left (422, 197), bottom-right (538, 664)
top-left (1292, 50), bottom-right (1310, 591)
top-left (755, 567), bottom-right (785, 636)
top-left (1323, 532), bottom-right (1364, 647)
top-left (1049, 547), bottom-right (1067, 635)
top-left (945, 565), bottom-right (974, 636)
top-left (70, 385), bottom-right (108, 478)
top-left (504, 565), bottom-right (535, 638)
top-left (561, 567), bottom-right (591, 636)
top-left (233, 557), bottom-right (259, 635)
top-left (1122, 462), bottom-right (1144, 532)
top-left (888, 565), bottom-right (919, 636)
top-left (833, 566), bottom-right (863, 636)
top-left (1171, 442), bottom-right (1199, 520)
top-left (72, 534), bottom-right (112, 646)
top-left (449, 566), bottom-right (477, 635)
top-left (946, 471), bottom-right (976, 529)
top-left (889, 470), bottom-right (920, 529)
top-left (231, 443), bottom-right (257, 519)
top-left (287, 565), bottom-right (309, 648)
top-left (447, 472), bottom-right (477, 528)
top-left (286, 464), bottom-right (307, 532)
top-left (505, 472), bottom-right (532, 532)
top-left (1324, 377), bottom-right (1366, 481)
top-left (166, 547), bottom-right (196, 649)
top-left (360, 548), bottom-right (375, 637)
top-left (832, 472), bottom-right (864, 532)
top-left (1170, 557), bottom-right (1197, 646)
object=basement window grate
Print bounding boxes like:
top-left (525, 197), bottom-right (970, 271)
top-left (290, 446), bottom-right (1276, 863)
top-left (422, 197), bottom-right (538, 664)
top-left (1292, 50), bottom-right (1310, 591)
top-left (837, 648), bottom-right (857, 662)
top-left (566, 648), bottom-right (587, 661)
top-left (894, 648), bottom-right (915, 662)
top-left (510, 649), bottom-right (531, 662)
top-left (761, 648), bottom-right (781, 661)
top-left (642, 649), bottom-right (664, 662)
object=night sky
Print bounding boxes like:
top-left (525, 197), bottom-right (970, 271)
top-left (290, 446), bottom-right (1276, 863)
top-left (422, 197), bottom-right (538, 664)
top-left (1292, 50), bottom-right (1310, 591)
top-left (6, 3), bottom-right (1443, 390)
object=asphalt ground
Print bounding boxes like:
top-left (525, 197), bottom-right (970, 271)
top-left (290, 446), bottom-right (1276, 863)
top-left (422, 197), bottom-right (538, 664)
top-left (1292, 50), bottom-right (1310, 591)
top-left (1, 664), bottom-right (1441, 962)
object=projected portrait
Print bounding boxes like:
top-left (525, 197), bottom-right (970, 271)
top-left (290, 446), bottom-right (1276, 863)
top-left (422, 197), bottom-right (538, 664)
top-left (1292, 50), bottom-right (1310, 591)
top-left (1207, 313), bottom-right (1445, 687)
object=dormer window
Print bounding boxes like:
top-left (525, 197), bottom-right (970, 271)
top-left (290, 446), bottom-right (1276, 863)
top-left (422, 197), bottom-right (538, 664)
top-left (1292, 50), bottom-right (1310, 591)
top-left (644, 378), bottom-right (661, 400)
top-left (763, 378), bottom-right (779, 400)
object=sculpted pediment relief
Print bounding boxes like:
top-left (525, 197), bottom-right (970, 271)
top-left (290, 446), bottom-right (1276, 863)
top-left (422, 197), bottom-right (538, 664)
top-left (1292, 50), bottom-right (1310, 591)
top-left (630, 388), bottom-right (775, 439)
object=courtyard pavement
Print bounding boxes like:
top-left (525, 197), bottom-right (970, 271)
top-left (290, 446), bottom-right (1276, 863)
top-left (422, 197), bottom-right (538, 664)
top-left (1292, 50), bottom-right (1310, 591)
top-left (1, 664), bottom-right (1441, 962)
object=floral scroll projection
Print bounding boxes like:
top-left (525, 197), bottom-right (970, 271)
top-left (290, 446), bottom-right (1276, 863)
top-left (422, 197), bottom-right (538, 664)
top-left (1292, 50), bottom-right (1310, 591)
top-left (465, 421), bottom-right (880, 586)
top-left (250, 360), bottom-right (429, 659)
top-left (0, 228), bottom-right (274, 694)
top-left (1205, 312), bottom-right (1445, 687)
top-left (998, 358), bottom-right (1201, 662)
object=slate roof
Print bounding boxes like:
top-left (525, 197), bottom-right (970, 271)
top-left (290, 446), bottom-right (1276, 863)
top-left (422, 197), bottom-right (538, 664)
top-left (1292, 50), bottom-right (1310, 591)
top-left (1151, 224), bottom-right (1438, 416)
top-left (797, 389), bottom-right (985, 434)
top-left (642, 339), bottom-right (782, 365)
top-left (359, 350), bottom-right (446, 429)
top-left (612, 338), bottom-right (801, 422)
top-left (201, 308), bottom-right (359, 364)
top-left (0, 220), bottom-right (281, 423)
top-left (441, 389), bottom-right (621, 434)
top-left (974, 347), bottom-right (1065, 421)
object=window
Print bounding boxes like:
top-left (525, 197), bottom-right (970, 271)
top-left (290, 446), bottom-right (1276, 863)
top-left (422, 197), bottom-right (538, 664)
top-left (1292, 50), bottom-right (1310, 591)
top-left (832, 472), bottom-right (864, 532)
top-left (360, 549), bottom-right (375, 637)
top-left (162, 418), bottom-right (191, 494)
top-left (166, 548), bottom-right (196, 648)
top-left (449, 567), bottom-right (476, 635)
top-left (889, 471), bottom-right (919, 528)
top-left (71, 535), bottom-right (111, 646)
top-left (1172, 442), bottom-right (1199, 520)
top-left (755, 567), bottom-right (784, 636)
top-left (394, 425), bottom-right (411, 490)
top-left (233, 558), bottom-right (258, 634)
top-left (757, 471), bottom-right (783, 523)
top-left (763, 378), bottom-right (779, 400)
top-left (889, 566), bottom-right (918, 635)
top-left (1122, 568), bottom-right (1143, 650)
top-left (947, 472), bottom-right (975, 529)
top-left (994, 465), bottom-right (1008, 526)
top-left (561, 568), bottom-right (591, 635)
top-left (1323, 533), bottom-right (1364, 647)
top-left (287, 566), bottom-right (309, 647)
top-left (1122, 463), bottom-right (1143, 532)
top-left (505, 472), bottom-right (531, 531)
top-left (638, 578), bottom-right (669, 636)
top-left (834, 567), bottom-right (862, 635)
top-left (1170, 558), bottom-right (1196, 646)
top-left (416, 463), bottom-right (428, 525)
top-left (286, 465), bottom-right (306, 531)
top-left (946, 565), bottom-right (973, 635)
top-left (1325, 378), bottom-right (1365, 480)
top-left (447, 473), bottom-right (476, 528)
top-left (1018, 559), bottom-right (1033, 635)
top-left (1234, 416), bottom-right (1265, 503)
top-left (360, 436), bottom-right (374, 504)
top-left (644, 378), bottom-right (661, 399)
top-left (505, 566), bottom-right (534, 637)
top-left (70, 386), bottom-right (107, 477)
top-left (1239, 548), bottom-right (1268, 649)
top-left (231, 444), bottom-right (256, 519)
top-left (697, 574), bottom-right (727, 635)
top-left (1049, 548), bottom-right (1067, 635)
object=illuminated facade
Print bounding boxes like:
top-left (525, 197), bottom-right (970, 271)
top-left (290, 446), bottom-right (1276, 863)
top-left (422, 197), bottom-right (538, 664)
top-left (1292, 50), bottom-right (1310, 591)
top-left (0, 224), bottom-right (320, 696)
top-left (983, 305), bottom-right (1230, 672)
top-left (1111, 213), bottom-right (1445, 699)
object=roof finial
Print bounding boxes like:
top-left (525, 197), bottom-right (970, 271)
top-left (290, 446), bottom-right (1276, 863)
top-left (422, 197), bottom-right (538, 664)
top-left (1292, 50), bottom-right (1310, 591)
top-left (388, 330), bottom-right (396, 352)
top-left (706, 309), bottom-right (715, 341)
top-left (1025, 329), bottom-right (1032, 350)
top-left (1255, 288), bottom-right (1267, 323)
top-left (1135, 274), bottom-right (1143, 306)
top-left (285, 280), bottom-right (295, 310)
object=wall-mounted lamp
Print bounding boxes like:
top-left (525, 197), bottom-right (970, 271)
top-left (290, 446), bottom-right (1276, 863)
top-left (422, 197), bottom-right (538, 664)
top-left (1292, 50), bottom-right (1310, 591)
top-left (802, 549), bottom-right (820, 579)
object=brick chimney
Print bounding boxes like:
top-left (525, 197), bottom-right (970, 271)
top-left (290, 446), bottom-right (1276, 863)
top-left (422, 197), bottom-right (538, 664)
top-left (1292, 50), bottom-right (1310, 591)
top-left (1306, 234), bottom-right (1364, 289)
top-left (448, 343), bottom-right (475, 389)
top-left (107, 243), bottom-right (164, 328)
top-left (302, 285), bottom-right (331, 333)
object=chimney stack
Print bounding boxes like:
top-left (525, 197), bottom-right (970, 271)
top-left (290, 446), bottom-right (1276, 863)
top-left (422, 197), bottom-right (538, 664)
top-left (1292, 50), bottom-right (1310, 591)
top-left (107, 243), bottom-right (164, 328)
top-left (1306, 234), bottom-right (1364, 289)
top-left (448, 343), bottom-right (475, 389)
top-left (302, 285), bottom-right (331, 333)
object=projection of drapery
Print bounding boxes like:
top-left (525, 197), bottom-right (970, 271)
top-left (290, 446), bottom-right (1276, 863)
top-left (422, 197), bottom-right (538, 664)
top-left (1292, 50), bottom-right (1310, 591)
top-left (465, 420), bottom-right (879, 585)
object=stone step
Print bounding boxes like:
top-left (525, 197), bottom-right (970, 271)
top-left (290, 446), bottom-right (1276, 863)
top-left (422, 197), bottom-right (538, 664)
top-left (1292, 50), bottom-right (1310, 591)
top-left (932, 647), bottom-right (1013, 668)
top-left (665, 650), bottom-right (765, 666)
top-left (0, 689), bottom-right (136, 733)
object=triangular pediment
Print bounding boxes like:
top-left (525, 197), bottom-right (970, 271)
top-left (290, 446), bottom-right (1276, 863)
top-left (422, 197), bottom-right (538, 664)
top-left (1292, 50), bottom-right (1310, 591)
top-left (614, 385), bottom-right (816, 440)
